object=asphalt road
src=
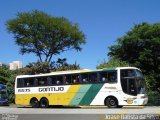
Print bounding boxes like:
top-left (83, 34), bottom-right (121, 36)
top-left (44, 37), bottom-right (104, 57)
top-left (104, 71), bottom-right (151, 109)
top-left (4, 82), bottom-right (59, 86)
top-left (0, 106), bottom-right (159, 120)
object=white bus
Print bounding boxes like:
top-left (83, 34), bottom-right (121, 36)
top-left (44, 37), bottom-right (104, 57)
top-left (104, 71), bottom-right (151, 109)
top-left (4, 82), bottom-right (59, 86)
top-left (15, 67), bottom-right (148, 108)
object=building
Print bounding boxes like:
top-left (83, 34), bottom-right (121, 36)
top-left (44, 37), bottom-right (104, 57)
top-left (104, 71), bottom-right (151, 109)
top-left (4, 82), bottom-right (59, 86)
top-left (0, 62), bottom-right (2, 67)
top-left (9, 61), bottom-right (23, 70)
top-left (0, 62), bottom-right (9, 68)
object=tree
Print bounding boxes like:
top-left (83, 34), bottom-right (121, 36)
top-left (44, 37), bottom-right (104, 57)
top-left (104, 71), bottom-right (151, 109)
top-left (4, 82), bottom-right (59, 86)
top-left (50, 58), bottom-right (80, 71)
top-left (96, 57), bottom-right (130, 69)
top-left (21, 58), bottom-right (80, 75)
top-left (108, 22), bottom-right (160, 92)
top-left (6, 10), bottom-right (86, 63)
top-left (0, 68), bottom-right (10, 84)
top-left (0, 67), bottom-right (15, 103)
top-left (21, 61), bottom-right (50, 75)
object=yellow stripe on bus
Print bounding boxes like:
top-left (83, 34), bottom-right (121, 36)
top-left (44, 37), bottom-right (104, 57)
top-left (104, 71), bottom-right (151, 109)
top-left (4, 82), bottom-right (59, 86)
top-left (15, 85), bottom-right (81, 106)
top-left (49, 85), bottom-right (81, 105)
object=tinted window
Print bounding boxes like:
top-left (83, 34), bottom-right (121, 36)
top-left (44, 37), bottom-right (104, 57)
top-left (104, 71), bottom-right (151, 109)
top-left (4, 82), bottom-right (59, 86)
top-left (81, 73), bottom-right (89, 83)
top-left (121, 69), bottom-right (136, 78)
top-left (64, 75), bottom-right (72, 84)
top-left (128, 79), bottom-right (137, 95)
top-left (88, 73), bottom-right (97, 82)
top-left (72, 74), bottom-right (80, 84)
top-left (51, 76), bottom-right (56, 85)
top-left (24, 78), bottom-right (35, 87)
top-left (99, 71), bottom-right (117, 83)
top-left (108, 71), bottom-right (117, 82)
top-left (99, 72), bottom-right (108, 82)
top-left (121, 77), bottom-right (128, 93)
top-left (56, 76), bottom-right (63, 85)
top-left (37, 77), bottom-right (47, 86)
top-left (120, 69), bottom-right (137, 96)
top-left (17, 78), bottom-right (24, 88)
top-left (47, 77), bottom-right (53, 85)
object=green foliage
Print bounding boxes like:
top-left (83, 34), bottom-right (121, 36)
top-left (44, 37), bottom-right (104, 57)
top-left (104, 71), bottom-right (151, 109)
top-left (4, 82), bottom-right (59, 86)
top-left (0, 68), bottom-right (11, 84)
top-left (6, 10), bottom-right (86, 63)
top-left (21, 62), bottom-right (50, 75)
top-left (0, 67), bottom-right (15, 103)
top-left (51, 58), bottom-right (80, 71)
top-left (108, 22), bottom-right (160, 92)
top-left (97, 57), bottom-right (130, 69)
top-left (147, 91), bottom-right (160, 106)
top-left (21, 58), bottom-right (80, 75)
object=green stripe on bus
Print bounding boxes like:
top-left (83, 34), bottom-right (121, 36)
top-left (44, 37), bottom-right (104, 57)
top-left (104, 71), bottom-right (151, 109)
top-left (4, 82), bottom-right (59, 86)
top-left (79, 83), bottom-right (104, 105)
top-left (69, 84), bottom-right (92, 105)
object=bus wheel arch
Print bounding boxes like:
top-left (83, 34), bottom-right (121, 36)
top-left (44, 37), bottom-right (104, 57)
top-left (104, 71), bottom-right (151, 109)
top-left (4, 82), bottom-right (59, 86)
top-left (104, 96), bottom-right (119, 108)
top-left (30, 97), bottom-right (39, 108)
top-left (40, 97), bottom-right (49, 108)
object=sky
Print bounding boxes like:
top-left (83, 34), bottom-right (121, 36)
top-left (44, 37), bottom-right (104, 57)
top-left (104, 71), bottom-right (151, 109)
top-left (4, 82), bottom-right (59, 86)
top-left (0, 0), bottom-right (160, 69)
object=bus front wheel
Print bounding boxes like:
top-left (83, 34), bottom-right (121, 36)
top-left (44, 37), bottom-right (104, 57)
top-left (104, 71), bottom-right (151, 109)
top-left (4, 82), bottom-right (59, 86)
top-left (30, 98), bottom-right (39, 108)
top-left (105, 96), bottom-right (118, 108)
top-left (40, 98), bottom-right (49, 108)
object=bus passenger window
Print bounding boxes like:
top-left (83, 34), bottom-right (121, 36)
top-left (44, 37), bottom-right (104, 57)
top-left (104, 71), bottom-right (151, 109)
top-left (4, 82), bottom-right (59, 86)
top-left (47, 77), bottom-right (52, 85)
top-left (72, 75), bottom-right (80, 84)
top-left (34, 78), bottom-right (38, 86)
top-left (38, 77), bottom-right (47, 86)
top-left (17, 78), bottom-right (24, 88)
top-left (56, 80), bottom-right (60, 84)
top-left (24, 78), bottom-right (35, 87)
top-left (99, 72), bottom-right (108, 82)
top-left (51, 76), bottom-right (56, 85)
top-left (81, 74), bottom-right (88, 83)
top-left (64, 75), bottom-right (72, 84)
top-left (108, 71), bottom-right (117, 82)
top-left (89, 73), bottom-right (97, 82)
top-left (56, 76), bottom-right (63, 85)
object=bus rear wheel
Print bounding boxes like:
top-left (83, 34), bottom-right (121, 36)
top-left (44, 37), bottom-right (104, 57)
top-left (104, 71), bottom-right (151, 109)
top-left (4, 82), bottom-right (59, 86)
top-left (30, 98), bottom-right (39, 108)
top-left (40, 98), bottom-right (49, 108)
top-left (105, 97), bottom-right (118, 108)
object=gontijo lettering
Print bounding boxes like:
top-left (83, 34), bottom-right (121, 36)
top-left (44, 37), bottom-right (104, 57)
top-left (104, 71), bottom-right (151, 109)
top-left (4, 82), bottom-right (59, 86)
top-left (39, 87), bottom-right (64, 92)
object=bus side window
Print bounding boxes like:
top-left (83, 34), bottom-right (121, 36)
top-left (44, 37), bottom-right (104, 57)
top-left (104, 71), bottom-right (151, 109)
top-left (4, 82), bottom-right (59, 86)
top-left (51, 76), bottom-right (56, 85)
top-left (72, 74), bottom-right (80, 84)
top-left (99, 72), bottom-right (108, 82)
top-left (47, 77), bottom-right (52, 85)
top-left (56, 76), bottom-right (63, 85)
top-left (24, 78), bottom-right (35, 87)
top-left (108, 71), bottom-right (117, 82)
top-left (64, 75), bottom-right (72, 85)
top-left (89, 73), bottom-right (97, 82)
top-left (34, 78), bottom-right (38, 86)
top-left (17, 78), bottom-right (24, 88)
top-left (38, 77), bottom-right (47, 86)
top-left (81, 74), bottom-right (88, 83)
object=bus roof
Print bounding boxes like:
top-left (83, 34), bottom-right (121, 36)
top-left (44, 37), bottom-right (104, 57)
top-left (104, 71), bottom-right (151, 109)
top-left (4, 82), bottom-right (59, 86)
top-left (16, 67), bottom-right (139, 79)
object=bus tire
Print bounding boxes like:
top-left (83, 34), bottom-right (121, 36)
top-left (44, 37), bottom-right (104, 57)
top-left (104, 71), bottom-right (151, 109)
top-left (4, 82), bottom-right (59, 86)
top-left (40, 98), bottom-right (49, 108)
top-left (104, 96), bottom-right (118, 108)
top-left (30, 98), bottom-right (39, 108)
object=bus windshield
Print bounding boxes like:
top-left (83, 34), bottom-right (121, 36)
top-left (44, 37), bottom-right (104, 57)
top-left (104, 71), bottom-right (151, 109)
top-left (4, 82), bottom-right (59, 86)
top-left (120, 69), bottom-right (146, 96)
top-left (135, 69), bottom-right (145, 94)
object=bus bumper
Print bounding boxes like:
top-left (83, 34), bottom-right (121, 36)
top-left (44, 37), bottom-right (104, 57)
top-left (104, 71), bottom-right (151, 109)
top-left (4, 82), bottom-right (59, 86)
top-left (138, 95), bottom-right (148, 105)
